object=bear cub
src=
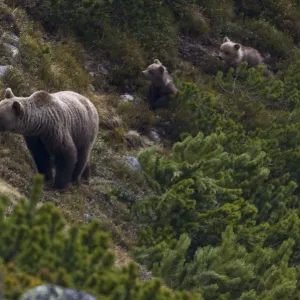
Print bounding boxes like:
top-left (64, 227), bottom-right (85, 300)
top-left (0, 88), bottom-right (99, 191)
top-left (218, 37), bottom-right (264, 70)
top-left (142, 59), bottom-right (178, 110)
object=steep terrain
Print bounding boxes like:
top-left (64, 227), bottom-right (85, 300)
top-left (2, 0), bottom-right (300, 299)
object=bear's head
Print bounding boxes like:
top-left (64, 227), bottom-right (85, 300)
top-left (0, 88), bottom-right (24, 132)
top-left (142, 59), bottom-right (167, 85)
top-left (218, 37), bottom-right (242, 65)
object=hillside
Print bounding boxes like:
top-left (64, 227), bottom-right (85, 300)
top-left (1, 0), bottom-right (300, 299)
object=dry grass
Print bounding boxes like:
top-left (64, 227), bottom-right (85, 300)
top-left (0, 117), bottom-right (152, 243)
top-left (0, 9), bottom-right (159, 280)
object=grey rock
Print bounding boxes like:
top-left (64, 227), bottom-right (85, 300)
top-left (84, 213), bottom-right (92, 223)
top-left (120, 93), bottom-right (134, 101)
top-left (88, 84), bottom-right (96, 93)
top-left (0, 65), bottom-right (12, 77)
top-left (150, 130), bottom-right (160, 142)
top-left (3, 42), bottom-right (19, 58)
top-left (123, 156), bottom-right (142, 172)
top-left (20, 284), bottom-right (98, 300)
top-left (98, 64), bottom-right (109, 75)
top-left (2, 32), bottom-right (19, 46)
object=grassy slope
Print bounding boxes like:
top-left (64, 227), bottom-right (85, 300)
top-left (0, 5), bottom-right (157, 278)
top-left (2, 0), bottom-right (300, 288)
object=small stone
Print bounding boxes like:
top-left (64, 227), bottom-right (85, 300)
top-left (150, 130), bottom-right (160, 142)
top-left (89, 71), bottom-right (95, 77)
top-left (20, 284), bottom-right (97, 300)
top-left (123, 156), bottom-right (142, 172)
top-left (0, 65), bottom-right (12, 77)
top-left (1, 32), bottom-right (19, 46)
top-left (3, 43), bottom-right (19, 58)
top-left (120, 93), bottom-right (134, 101)
top-left (88, 84), bottom-right (96, 93)
top-left (98, 64), bottom-right (109, 75)
top-left (84, 213), bottom-right (92, 224)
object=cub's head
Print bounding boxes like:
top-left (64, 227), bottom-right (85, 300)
top-left (142, 59), bottom-right (167, 84)
top-left (218, 37), bottom-right (242, 64)
top-left (0, 88), bottom-right (24, 132)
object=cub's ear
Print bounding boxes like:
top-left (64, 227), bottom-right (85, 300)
top-left (223, 37), bottom-right (230, 43)
top-left (234, 43), bottom-right (241, 50)
top-left (12, 101), bottom-right (24, 117)
top-left (158, 65), bottom-right (165, 74)
top-left (154, 59), bottom-right (162, 65)
top-left (4, 88), bottom-right (15, 99)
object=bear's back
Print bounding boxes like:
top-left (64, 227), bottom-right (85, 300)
top-left (26, 90), bottom-right (99, 148)
top-left (242, 46), bottom-right (263, 67)
top-left (51, 91), bottom-right (98, 120)
top-left (51, 91), bottom-right (99, 139)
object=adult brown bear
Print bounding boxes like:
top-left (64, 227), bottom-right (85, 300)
top-left (0, 88), bottom-right (99, 190)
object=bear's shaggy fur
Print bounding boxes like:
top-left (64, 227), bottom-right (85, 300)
top-left (142, 59), bottom-right (178, 110)
top-left (218, 37), bottom-right (264, 70)
top-left (0, 88), bottom-right (99, 190)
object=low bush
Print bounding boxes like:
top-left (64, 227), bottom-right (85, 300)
top-left (0, 176), bottom-right (201, 299)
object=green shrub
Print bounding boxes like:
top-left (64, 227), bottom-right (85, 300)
top-left (0, 176), bottom-right (200, 299)
top-left (134, 227), bottom-right (298, 300)
top-left (98, 26), bottom-right (146, 88)
top-left (117, 100), bottom-right (156, 134)
top-left (177, 4), bottom-right (210, 36)
top-left (3, 67), bottom-right (35, 96)
top-left (224, 19), bottom-right (294, 59)
top-left (196, 0), bottom-right (235, 33)
top-left (238, 0), bottom-right (300, 43)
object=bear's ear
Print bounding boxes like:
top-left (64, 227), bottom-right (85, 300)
top-left (154, 59), bottom-right (162, 65)
top-left (4, 88), bottom-right (15, 99)
top-left (234, 43), bottom-right (241, 50)
top-left (223, 37), bottom-right (230, 43)
top-left (12, 101), bottom-right (24, 117)
top-left (158, 65), bottom-right (165, 74)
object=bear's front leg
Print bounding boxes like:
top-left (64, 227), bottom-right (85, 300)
top-left (53, 140), bottom-right (77, 190)
top-left (24, 136), bottom-right (53, 182)
top-left (153, 95), bottom-right (170, 109)
top-left (148, 85), bottom-right (160, 110)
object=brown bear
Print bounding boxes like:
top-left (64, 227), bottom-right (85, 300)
top-left (0, 88), bottom-right (99, 190)
top-left (142, 59), bottom-right (178, 110)
top-left (218, 37), bottom-right (264, 70)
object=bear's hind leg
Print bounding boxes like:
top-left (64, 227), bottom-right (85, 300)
top-left (71, 146), bottom-right (91, 183)
top-left (24, 136), bottom-right (53, 182)
top-left (81, 163), bottom-right (91, 181)
top-left (53, 139), bottom-right (77, 190)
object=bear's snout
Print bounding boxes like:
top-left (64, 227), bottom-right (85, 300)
top-left (217, 55), bottom-right (223, 61)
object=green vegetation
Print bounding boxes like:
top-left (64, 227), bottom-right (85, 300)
top-left (2, 0), bottom-right (300, 299)
top-left (0, 176), bottom-right (200, 299)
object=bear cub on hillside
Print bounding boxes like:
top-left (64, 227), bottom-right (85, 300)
top-left (142, 59), bottom-right (178, 110)
top-left (218, 37), bottom-right (264, 70)
top-left (0, 88), bottom-right (99, 191)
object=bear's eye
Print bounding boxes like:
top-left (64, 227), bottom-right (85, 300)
top-left (224, 51), bottom-right (229, 55)
top-left (148, 70), bottom-right (153, 74)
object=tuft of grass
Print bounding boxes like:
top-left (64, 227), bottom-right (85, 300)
top-left (179, 4), bottom-right (210, 36)
top-left (117, 100), bottom-right (156, 134)
top-left (95, 25), bottom-right (146, 90)
top-left (1, 8), bottom-right (91, 95)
